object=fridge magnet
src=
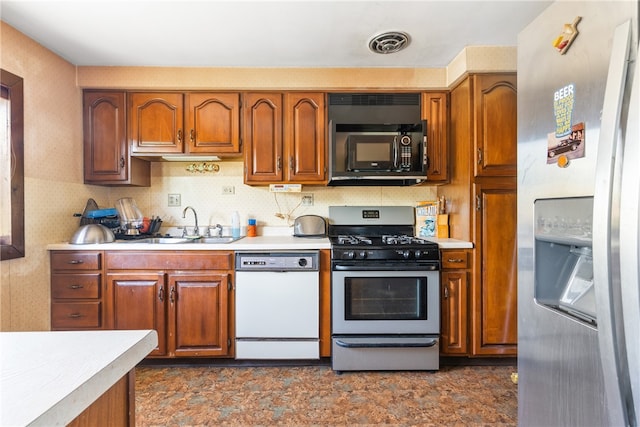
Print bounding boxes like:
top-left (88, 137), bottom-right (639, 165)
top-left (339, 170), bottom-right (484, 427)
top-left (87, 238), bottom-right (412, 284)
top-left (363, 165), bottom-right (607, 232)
top-left (554, 83), bottom-right (575, 138)
top-left (553, 16), bottom-right (581, 54)
top-left (547, 122), bottom-right (585, 166)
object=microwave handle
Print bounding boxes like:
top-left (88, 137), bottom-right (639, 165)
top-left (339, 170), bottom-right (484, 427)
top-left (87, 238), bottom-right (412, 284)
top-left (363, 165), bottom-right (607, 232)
top-left (393, 136), bottom-right (400, 169)
top-left (422, 119), bottom-right (428, 167)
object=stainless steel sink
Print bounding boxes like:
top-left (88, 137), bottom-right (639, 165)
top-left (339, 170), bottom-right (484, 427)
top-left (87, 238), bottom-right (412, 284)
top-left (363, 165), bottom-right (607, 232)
top-left (192, 236), bottom-right (243, 244)
top-left (124, 236), bottom-right (243, 244)
top-left (125, 237), bottom-right (194, 244)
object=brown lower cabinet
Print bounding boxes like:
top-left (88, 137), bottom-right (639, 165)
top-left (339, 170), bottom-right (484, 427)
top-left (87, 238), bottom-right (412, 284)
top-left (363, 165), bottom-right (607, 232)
top-left (67, 370), bottom-right (134, 427)
top-left (50, 250), bottom-right (234, 358)
top-left (440, 249), bottom-right (471, 355)
top-left (51, 251), bottom-right (107, 330)
top-left (105, 251), bottom-right (233, 358)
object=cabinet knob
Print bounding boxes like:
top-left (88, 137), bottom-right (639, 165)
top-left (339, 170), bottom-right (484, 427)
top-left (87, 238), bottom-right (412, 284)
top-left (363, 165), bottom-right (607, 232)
top-left (190, 129), bottom-right (195, 143)
top-left (443, 286), bottom-right (449, 299)
top-left (177, 129), bottom-right (183, 143)
top-left (158, 286), bottom-right (164, 302)
top-left (120, 157), bottom-right (125, 168)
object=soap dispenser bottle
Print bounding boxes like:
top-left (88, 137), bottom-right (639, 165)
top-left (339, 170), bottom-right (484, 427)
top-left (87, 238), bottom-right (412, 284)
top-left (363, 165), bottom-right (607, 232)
top-left (231, 211), bottom-right (241, 238)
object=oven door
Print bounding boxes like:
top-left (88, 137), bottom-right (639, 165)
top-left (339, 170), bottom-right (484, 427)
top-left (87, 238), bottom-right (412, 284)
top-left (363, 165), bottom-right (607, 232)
top-left (332, 268), bottom-right (440, 335)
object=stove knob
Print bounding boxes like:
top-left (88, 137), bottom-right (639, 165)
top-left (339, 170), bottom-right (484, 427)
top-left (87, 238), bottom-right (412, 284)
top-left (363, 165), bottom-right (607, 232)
top-left (358, 250), bottom-right (367, 259)
top-left (414, 250), bottom-right (422, 259)
top-left (343, 251), bottom-right (355, 260)
top-left (402, 250), bottom-right (411, 259)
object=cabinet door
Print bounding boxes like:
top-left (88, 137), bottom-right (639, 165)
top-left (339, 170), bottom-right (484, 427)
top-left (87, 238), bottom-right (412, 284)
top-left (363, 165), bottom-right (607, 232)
top-left (471, 180), bottom-right (518, 355)
top-left (243, 93), bottom-right (283, 183)
top-left (186, 93), bottom-right (240, 154)
top-left (83, 91), bottom-right (128, 183)
top-left (108, 272), bottom-right (167, 356)
top-left (473, 74), bottom-right (517, 177)
top-left (440, 270), bottom-right (469, 355)
top-left (422, 92), bottom-right (449, 183)
top-left (167, 273), bottom-right (230, 357)
top-left (284, 92), bottom-right (326, 183)
top-left (129, 92), bottom-right (184, 154)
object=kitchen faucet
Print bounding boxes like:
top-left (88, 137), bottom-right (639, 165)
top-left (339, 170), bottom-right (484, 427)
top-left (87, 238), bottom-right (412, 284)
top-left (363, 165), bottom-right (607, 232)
top-left (182, 206), bottom-right (199, 237)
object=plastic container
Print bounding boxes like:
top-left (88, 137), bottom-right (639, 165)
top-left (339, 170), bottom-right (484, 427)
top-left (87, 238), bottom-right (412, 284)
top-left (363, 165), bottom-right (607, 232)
top-left (231, 211), bottom-right (241, 238)
top-left (247, 218), bottom-right (257, 237)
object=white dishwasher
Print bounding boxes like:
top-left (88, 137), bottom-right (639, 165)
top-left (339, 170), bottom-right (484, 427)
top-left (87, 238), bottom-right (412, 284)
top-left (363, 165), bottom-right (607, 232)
top-left (235, 251), bottom-right (319, 359)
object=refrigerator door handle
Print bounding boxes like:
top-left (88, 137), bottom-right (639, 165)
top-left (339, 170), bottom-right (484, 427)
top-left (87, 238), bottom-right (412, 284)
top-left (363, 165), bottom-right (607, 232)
top-left (592, 19), bottom-right (633, 427)
top-left (619, 45), bottom-right (640, 426)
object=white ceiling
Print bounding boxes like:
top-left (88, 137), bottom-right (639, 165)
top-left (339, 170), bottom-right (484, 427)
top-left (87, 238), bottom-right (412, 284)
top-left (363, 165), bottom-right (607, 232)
top-left (0, 0), bottom-right (552, 68)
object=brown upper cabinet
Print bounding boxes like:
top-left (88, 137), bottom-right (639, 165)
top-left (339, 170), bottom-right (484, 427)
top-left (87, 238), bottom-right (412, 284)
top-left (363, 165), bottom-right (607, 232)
top-left (472, 74), bottom-right (517, 177)
top-left (422, 92), bottom-right (449, 183)
top-left (83, 90), bottom-right (150, 186)
top-left (243, 92), bottom-right (326, 185)
top-left (129, 92), bottom-right (241, 155)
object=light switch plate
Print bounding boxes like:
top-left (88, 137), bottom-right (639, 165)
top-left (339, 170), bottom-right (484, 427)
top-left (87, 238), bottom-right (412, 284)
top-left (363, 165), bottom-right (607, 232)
top-left (168, 194), bottom-right (181, 207)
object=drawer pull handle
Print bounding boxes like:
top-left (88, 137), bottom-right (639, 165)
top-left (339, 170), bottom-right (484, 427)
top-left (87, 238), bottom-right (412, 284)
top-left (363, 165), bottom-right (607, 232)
top-left (69, 284), bottom-right (84, 289)
top-left (444, 286), bottom-right (449, 299)
top-left (68, 313), bottom-right (83, 318)
top-left (447, 258), bottom-right (464, 263)
top-left (68, 260), bottom-right (84, 264)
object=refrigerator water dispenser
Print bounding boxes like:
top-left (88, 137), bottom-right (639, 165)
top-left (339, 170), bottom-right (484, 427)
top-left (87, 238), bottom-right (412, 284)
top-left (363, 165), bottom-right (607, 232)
top-left (533, 197), bottom-right (597, 326)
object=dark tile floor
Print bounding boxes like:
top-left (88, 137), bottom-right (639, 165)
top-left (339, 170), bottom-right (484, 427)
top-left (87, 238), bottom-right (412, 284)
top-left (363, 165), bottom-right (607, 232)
top-left (135, 363), bottom-right (517, 426)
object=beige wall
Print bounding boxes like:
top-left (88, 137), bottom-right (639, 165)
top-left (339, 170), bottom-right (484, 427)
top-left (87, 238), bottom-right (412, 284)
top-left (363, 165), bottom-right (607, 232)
top-left (0, 22), bottom-right (110, 331)
top-left (1, 20), bottom-right (515, 331)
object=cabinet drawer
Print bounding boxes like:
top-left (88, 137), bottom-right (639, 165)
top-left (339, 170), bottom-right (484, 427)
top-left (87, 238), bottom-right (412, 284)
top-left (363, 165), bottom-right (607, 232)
top-left (51, 274), bottom-right (101, 299)
top-left (106, 251), bottom-right (233, 270)
top-left (441, 251), bottom-right (470, 269)
top-left (51, 302), bottom-right (101, 328)
top-left (51, 251), bottom-right (101, 271)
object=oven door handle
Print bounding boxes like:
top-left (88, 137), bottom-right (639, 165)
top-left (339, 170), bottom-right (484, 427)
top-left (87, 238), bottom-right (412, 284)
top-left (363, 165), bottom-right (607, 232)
top-left (334, 339), bottom-right (438, 349)
top-left (332, 264), bottom-right (439, 272)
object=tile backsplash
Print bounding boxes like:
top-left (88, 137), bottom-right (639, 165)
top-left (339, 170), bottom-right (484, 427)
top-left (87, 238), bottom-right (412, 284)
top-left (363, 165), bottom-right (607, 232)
top-left (105, 161), bottom-right (437, 234)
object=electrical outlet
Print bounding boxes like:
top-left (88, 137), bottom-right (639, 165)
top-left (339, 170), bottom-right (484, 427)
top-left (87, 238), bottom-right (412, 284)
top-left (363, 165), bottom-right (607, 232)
top-left (222, 185), bottom-right (235, 195)
top-left (168, 193), bottom-right (181, 207)
top-left (301, 194), bottom-right (314, 206)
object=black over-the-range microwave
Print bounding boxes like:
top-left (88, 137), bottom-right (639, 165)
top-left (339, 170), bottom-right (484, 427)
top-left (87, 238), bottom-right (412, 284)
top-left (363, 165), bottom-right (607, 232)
top-left (327, 93), bottom-right (428, 186)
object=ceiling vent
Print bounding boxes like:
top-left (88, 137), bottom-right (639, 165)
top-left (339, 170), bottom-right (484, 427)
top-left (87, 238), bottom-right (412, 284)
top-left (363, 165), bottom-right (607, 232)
top-left (368, 31), bottom-right (410, 54)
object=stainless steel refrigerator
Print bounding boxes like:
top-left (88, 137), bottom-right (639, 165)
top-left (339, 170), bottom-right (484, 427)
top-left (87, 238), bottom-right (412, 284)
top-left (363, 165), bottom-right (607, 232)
top-left (517, 1), bottom-right (639, 426)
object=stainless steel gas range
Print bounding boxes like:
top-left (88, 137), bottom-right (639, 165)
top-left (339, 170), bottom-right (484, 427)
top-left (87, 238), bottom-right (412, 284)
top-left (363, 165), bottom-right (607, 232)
top-left (328, 206), bottom-right (441, 372)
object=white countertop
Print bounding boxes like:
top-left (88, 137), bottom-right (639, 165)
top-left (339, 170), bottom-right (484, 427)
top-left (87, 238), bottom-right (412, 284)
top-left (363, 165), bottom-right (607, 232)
top-left (425, 237), bottom-right (474, 249)
top-left (1, 329), bottom-right (158, 426)
top-left (47, 235), bottom-right (332, 251)
top-left (47, 235), bottom-right (471, 251)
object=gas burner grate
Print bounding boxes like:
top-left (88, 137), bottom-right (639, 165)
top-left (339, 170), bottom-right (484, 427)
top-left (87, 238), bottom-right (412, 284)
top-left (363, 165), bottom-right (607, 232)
top-left (382, 235), bottom-right (432, 245)
top-left (337, 235), bottom-right (372, 245)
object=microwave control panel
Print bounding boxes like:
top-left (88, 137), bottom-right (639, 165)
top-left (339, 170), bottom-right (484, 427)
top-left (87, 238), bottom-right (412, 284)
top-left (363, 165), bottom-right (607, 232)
top-left (399, 135), bottom-right (412, 169)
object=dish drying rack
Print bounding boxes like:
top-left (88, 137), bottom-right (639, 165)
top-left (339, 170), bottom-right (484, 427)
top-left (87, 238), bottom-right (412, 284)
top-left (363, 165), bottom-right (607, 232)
top-left (74, 198), bottom-right (163, 239)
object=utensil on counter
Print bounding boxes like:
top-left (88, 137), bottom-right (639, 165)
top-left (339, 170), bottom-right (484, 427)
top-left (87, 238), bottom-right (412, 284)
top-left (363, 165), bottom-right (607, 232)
top-left (70, 224), bottom-right (115, 244)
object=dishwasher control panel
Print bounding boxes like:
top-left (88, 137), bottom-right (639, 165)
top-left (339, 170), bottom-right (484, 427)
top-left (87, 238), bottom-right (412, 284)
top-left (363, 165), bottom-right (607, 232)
top-left (235, 251), bottom-right (319, 271)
